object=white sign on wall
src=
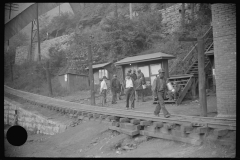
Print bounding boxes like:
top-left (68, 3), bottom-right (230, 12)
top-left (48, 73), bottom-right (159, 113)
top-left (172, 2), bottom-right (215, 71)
top-left (138, 66), bottom-right (149, 77)
top-left (150, 63), bottom-right (162, 75)
top-left (64, 74), bottom-right (68, 81)
top-left (212, 69), bottom-right (215, 76)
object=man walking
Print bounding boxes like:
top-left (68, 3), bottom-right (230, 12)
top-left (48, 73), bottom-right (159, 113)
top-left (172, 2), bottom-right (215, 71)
top-left (152, 69), bottom-right (170, 118)
top-left (124, 73), bottom-right (135, 109)
top-left (111, 74), bottom-right (118, 104)
top-left (100, 76), bottom-right (108, 106)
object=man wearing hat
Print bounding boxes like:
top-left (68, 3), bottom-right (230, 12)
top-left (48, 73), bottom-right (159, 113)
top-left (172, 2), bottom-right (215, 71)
top-left (100, 76), bottom-right (108, 106)
top-left (131, 69), bottom-right (137, 81)
top-left (152, 68), bottom-right (170, 118)
top-left (137, 69), bottom-right (146, 102)
top-left (111, 74), bottom-right (119, 104)
top-left (123, 73), bottom-right (135, 109)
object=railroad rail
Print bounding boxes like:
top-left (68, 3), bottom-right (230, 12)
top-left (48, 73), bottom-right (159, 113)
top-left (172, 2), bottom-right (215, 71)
top-left (4, 85), bottom-right (236, 145)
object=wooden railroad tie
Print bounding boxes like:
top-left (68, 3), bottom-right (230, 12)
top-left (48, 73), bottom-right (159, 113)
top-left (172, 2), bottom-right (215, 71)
top-left (119, 117), bottom-right (130, 123)
top-left (120, 122), bottom-right (141, 131)
top-left (130, 119), bottom-right (140, 125)
top-left (109, 126), bottom-right (140, 136)
top-left (108, 116), bottom-right (120, 121)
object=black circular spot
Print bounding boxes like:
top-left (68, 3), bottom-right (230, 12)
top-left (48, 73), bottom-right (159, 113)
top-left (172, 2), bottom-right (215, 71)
top-left (6, 125), bottom-right (28, 146)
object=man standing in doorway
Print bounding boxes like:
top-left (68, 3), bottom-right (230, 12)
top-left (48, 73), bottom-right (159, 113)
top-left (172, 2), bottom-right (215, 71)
top-left (111, 74), bottom-right (118, 104)
top-left (124, 73), bottom-right (135, 109)
top-left (137, 69), bottom-right (146, 102)
top-left (100, 76), bottom-right (108, 106)
top-left (152, 69), bottom-right (170, 118)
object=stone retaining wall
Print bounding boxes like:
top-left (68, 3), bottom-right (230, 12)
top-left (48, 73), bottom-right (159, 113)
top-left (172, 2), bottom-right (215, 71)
top-left (4, 99), bottom-right (67, 135)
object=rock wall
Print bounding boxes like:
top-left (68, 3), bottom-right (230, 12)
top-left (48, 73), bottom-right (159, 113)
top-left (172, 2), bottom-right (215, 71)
top-left (159, 3), bottom-right (196, 34)
top-left (15, 33), bottom-right (74, 65)
top-left (4, 99), bottom-right (67, 135)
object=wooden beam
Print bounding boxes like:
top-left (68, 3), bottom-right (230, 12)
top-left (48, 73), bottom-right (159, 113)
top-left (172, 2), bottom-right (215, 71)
top-left (198, 37), bottom-right (207, 117)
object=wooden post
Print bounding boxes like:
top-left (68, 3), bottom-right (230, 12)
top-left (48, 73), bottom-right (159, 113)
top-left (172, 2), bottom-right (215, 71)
top-left (129, 3), bottom-right (132, 20)
top-left (46, 60), bottom-right (53, 96)
top-left (88, 37), bottom-right (95, 105)
top-left (181, 3), bottom-right (185, 29)
top-left (36, 3), bottom-right (41, 61)
top-left (197, 37), bottom-right (207, 117)
top-left (191, 77), bottom-right (196, 99)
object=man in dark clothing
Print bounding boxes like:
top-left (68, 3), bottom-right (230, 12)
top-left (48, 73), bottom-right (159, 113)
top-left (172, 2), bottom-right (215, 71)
top-left (152, 69), bottom-right (170, 118)
top-left (137, 69), bottom-right (146, 84)
top-left (111, 74), bottom-right (118, 104)
top-left (128, 69), bottom-right (132, 75)
top-left (124, 73), bottom-right (135, 109)
top-left (135, 75), bottom-right (144, 102)
top-left (137, 69), bottom-right (146, 101)
top-left (131, 69), bottom-right (137, 81)
top-left (115, 76), bottom-right (122, 100)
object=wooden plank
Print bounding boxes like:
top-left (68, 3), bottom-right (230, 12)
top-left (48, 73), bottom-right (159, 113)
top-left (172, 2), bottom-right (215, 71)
top-left (119, 117), bottom-right (130, 123)
top-left (140, 130), bottom-right (202, 145)
top-left (140, 121), bottom-right (152, 126)
top-left (176, 76), bottom-right (193, 105)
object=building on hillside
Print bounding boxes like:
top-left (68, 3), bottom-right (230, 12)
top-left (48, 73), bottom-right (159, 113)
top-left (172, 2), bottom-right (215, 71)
top-left (58, 60), bottom-right (89, 92)
top-left (211, 3), bottom-right (236, 118)
top-left (115, 52), bottom-right (175, 96)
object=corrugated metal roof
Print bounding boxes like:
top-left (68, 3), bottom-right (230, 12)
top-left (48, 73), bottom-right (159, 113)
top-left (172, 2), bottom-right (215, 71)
top-left (85, 62), bottom-right (111, 70)
top-left (115, 52), bottom-right (175, 66)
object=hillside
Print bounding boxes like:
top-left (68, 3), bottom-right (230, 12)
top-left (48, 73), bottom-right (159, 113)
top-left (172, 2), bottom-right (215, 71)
top-left (6, 3), bottom-right (212, 96)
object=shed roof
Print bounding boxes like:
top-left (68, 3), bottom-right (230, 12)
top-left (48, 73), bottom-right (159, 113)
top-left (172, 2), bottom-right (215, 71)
top-left (58, 61), bottom-right (87, 76)
top-left (115, 52), bottom-right (175, 66)
top-left (85, 62), bottom-right (111, 70)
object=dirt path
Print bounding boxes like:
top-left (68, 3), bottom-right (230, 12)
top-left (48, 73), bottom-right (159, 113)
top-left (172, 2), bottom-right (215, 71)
top-left (4, 120), bottom-right (235, 158)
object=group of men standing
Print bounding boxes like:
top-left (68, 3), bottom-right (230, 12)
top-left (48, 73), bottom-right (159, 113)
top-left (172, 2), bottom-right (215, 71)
top-left (100, 68), bottom-right (172, 118)
top-left (110, 69), bottom-right (146, 107)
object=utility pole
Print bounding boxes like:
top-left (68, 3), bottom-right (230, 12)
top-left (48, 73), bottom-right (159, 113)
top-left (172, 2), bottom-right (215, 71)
top-left (178, 36), bottom-right (207, 117)
top-left (46, 32), bottom-right (53, 96)
top-left (88, 35), bottom-right (95, 105)
top-left (197, 37), bottom-right (207, 117)
top-left (129, 3), bottom-right (132, 20)
top-left (36, 3), bottom-right (41, 61)
top-left (5, 3), bottom-right (19, 82)
top-left (46, 60), bottom-right (53, 96)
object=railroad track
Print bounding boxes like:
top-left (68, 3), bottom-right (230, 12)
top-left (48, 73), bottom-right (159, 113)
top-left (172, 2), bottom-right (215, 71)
top-left (4, 85), bottom-right (236, 145)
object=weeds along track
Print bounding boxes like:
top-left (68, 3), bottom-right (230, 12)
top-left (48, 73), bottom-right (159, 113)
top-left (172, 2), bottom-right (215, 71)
top-left (4, 85), bottom-right (236, 145)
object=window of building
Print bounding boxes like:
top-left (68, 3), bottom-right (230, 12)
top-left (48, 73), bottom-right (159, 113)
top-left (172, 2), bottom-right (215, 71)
top-left (99, 69), bottom-right (108, 79)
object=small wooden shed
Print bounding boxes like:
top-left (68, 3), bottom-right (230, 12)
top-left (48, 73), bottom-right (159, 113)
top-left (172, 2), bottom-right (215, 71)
top-left (115, 52), bottom-right (175, 95)
top-left (58, 61), bottom-right (89, 92)
top-left (86, 62), bottom-right (113, 84)
top-left (86, 62), bottom-right (113, 92)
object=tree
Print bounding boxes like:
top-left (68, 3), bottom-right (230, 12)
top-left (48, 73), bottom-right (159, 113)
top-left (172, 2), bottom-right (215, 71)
top-left (4, 31), bottom-right (29, 81)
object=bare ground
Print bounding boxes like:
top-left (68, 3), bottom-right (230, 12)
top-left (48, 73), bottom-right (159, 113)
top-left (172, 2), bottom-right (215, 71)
top-left (4, 90), bottom-right (235, 158)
